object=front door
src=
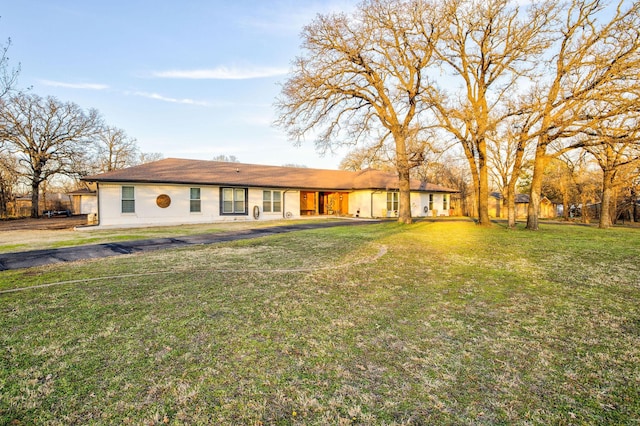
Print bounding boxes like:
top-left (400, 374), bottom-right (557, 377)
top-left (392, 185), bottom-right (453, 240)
top-left (300, 191), bottom-right (317, 215)
top-left (319, 192), bottom-right (348, 215)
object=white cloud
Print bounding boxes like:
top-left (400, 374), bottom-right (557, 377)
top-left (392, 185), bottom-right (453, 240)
top-left (132, 91), bottom-right (210, 106)
top-left (38, 79), bottom-right (109, 90)
top-left (151, 66), bottom-right (288, 80)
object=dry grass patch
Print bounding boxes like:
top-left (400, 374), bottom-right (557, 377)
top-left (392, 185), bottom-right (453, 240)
top-left (1, 221), bottom-right (639, 424)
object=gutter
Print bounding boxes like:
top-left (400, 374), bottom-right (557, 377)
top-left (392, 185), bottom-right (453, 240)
top-left (95, 182), bottom-right (101, 226)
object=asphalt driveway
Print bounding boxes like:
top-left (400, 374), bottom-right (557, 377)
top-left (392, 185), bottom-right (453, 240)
top-left (0, 220), bottom-right (380, 271)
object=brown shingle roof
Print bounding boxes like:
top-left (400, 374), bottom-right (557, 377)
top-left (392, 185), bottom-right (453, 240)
top-left (83, 158), bottom-right (457, 193)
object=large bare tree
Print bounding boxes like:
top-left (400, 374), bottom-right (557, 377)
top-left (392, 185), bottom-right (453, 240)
top-left (276, 0), bottom-right (440, 223)
top-left (427, 0), bottom-right (554, 226)
top-left (0, 94), bottom-right (101, 217)
top-left (524, 0), bottom-right (640, 230)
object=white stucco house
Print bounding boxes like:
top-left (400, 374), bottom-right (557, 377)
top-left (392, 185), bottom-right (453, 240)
top-left (81, 158), bottom-right (457, 228)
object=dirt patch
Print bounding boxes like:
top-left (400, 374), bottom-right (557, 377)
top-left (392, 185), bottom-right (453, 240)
top-left (0, 215), bottom-right (88, 231)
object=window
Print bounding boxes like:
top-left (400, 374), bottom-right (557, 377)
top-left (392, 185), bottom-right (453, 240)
top-left (443, 194), bottom-right (449, 210)
top-left (386, 192), bottom-right (399, 212)
top-left (429, 194), bottom-right (434, 211)
top-left (190, 188), bottom-right (201, 213)
top-left (221, 187), bottom-right (247, 215)
top-left (263, 190), bottom-right (282, 213)
top-left (121, 186), bottom-right (135, 213)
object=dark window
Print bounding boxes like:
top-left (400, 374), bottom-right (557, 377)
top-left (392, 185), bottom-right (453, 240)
top-left (221, 187), bottom-right (248, 215)
top-left (190, 188), bottom-right (201, 213)
top-left (122, 186), bottom-right (135, 213)
top-left (263, 190), bottom-right (282, 213)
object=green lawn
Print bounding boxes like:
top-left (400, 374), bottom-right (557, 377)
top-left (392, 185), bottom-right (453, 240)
top-left (1, 221), bottom-right (639, 424)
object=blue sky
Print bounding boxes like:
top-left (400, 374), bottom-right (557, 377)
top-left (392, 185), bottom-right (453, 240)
top-left (1, 1), bottom-right (357, 169)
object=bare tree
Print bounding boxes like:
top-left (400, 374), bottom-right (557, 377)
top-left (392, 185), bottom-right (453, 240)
top-left (427, 0), bottom-right (554, 226)
top-left (488, 114), bottom-right (536, 228)
top-left (542, 156), bottom-right (578, 221)
top-left (339, 144), bottom-right (396, 172)
top-left (136, 151), bottom-right (164, 165)
top-left (583, 117), bottom-right (640, 228)
top-left (624, 165), bottom-right (640, 222)
top-left (0, 33), bottom-right (20, 100)
top-left (573, 155), bottom-right (602, 223)
top-left (0, 151), bottom-right (17, 217)
top-left (0, 94), bottom-right (101, 217)
top-left (427, 155), bottom-right (474, 216)
top-left (94, 126), bottom-right (139, 173)
top-left (212, 155), bottom-right (240, 163)
top-left (276, 0), bottom-right (440, 224)
top-left (525, 0), bottom-right (640, 230)
top-left (0, 28), bottom-right (21, 214)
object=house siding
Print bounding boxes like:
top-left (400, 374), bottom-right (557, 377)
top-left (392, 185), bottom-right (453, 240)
top-left (95, 183), bottom-right (450, 228)
top-left (96, 183), bottom-right (306, 228)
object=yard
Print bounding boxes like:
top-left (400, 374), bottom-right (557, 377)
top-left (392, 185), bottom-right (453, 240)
top-left (1, 221), bottom-right (639, 424)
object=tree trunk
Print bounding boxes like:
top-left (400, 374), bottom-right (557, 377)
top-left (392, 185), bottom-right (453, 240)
top-left (0, 182), bottom-right (6, 218)
top-left (397, 165), bottom-right (412, 224)
top-left (30, 181), bottom-right (40, 218)
top-left (598, 170), bottom-right (613, 229)
top-left (599, 188), bottom-right (611, 228)
top-left (477, 138), bottom-right (491, 226)
top-left (507, 180), bottom-right (517, 229)
top-left (562, 190), bottom-right (570, 221)
top-left (611, 189), bottom-right (618, 225)
top-left (581, 193), bottom-right (590, 224)
top-left (527, 146), bottom-right (548, 230)
top-left (394, 133), bottom-right (413, 224)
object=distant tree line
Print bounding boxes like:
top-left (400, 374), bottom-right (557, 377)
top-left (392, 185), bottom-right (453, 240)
top-left (0, 32), bottom-right (161, 218)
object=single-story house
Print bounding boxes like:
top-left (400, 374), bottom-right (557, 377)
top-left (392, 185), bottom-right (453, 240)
top-left (489, 192), bottom-right (556, 219)
top-left (81, 158), bottom-right (458, 228)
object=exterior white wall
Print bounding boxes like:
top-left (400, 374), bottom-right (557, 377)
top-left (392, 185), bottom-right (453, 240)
top-left (349, 190), bottom-right (451, 219)
top-left (348, 191), bottom-right (377, 218)
top-left (95, 182), bottom-right (452, 228)
top-left (411, 193), bottom-right (428, 217)
top-left (283, 190), bottom-right (300, 218)
top-left (96, 183), bottom-right (302, 228)
top-left (80, 195), bottom-right (98, 214)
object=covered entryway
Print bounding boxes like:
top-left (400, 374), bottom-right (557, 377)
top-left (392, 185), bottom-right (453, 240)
top-left (300, 191), bottom-right (349, 216)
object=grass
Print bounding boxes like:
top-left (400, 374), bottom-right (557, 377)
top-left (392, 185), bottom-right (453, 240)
top-left (1, 221), bottom-right (639, 424)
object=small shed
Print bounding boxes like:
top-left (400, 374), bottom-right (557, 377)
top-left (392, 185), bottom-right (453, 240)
top-left (489, 192), bottom-right (556, 219)
top-left (68, 189), bottom-right (97, 215)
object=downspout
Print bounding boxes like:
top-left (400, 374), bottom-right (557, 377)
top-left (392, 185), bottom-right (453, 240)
top-left (282, 189), bottom-right (293, 219)
top-left (371, 190), bottom-right (382, 218)
top-left (94, 182), bottom-right (101, 226)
